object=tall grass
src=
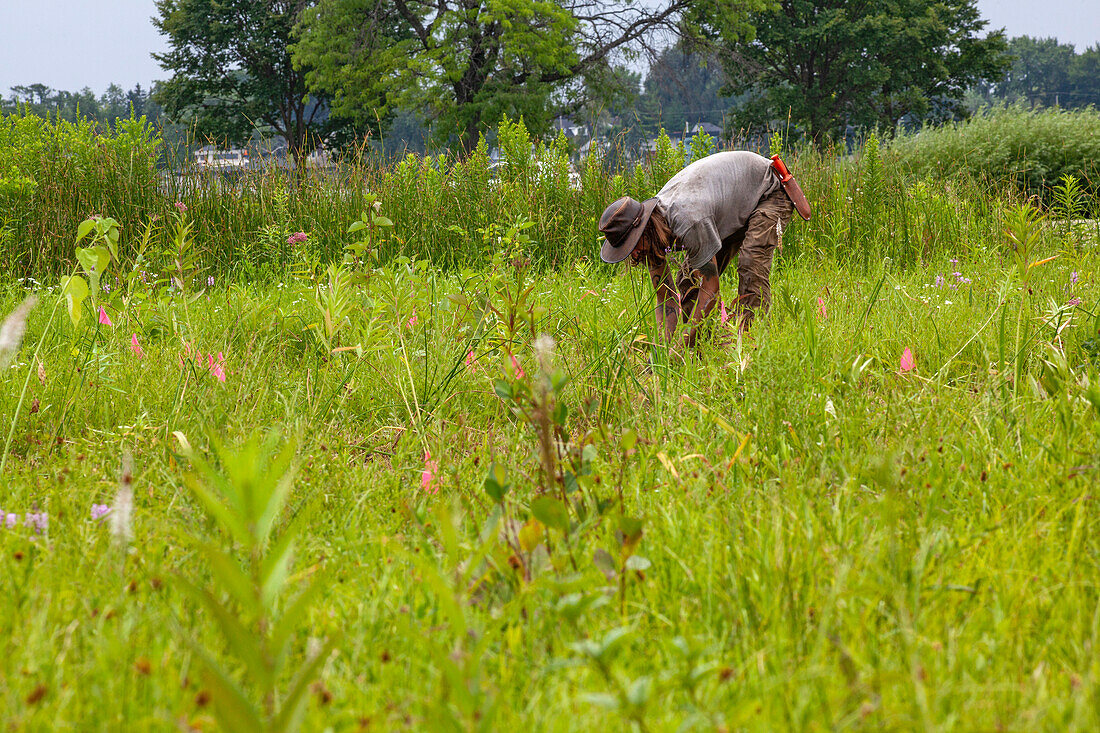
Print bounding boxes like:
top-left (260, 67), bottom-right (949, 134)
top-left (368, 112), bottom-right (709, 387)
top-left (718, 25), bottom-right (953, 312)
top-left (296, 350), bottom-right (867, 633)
top-left (890, 104), bottom-right (1100, 203)
top-left (7, 111), bottom-right (1086, 282)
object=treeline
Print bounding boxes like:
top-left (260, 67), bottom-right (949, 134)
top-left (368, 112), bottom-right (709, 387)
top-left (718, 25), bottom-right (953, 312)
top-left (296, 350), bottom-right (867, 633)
top-left (973, 36), bottom-right (1100, 109)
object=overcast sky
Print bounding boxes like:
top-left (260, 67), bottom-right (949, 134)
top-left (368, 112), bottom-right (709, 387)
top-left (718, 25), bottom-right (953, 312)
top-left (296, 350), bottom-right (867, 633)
top-left (1, 0), bottom-right (1098, 96)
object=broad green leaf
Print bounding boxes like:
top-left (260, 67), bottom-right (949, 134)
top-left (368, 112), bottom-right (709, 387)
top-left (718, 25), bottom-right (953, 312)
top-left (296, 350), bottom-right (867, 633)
top-left (530, 504), bottom-right (564, 540)
top-left (76, 218), bottom-right (95, 243)
top-left (620, 429), bottom-right (637, 452)
top-left (60, 275), bottom-right (88, 325)
top-left (518, 519), bottom-right (543, 552)
top-left (372, 215), bottom-right (393, 227)
top-left (625, 555), bottom-right (651, 572)
top-left (482, 462), bottom-right (509, 502)
top-left (348, 221), bottom-right (367, 233)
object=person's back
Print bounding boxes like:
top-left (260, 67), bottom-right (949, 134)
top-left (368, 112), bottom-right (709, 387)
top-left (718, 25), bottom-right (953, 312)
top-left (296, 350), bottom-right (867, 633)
top-left (655, 151), bottom-right (781, 270)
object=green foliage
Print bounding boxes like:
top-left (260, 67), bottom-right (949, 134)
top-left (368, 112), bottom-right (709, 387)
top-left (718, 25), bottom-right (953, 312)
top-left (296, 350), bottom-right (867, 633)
top-left (153, 0), bottom-right (345, 162)
top-left (891, 104), bottom-right (1100, 201)
top-left (974, 36), bottom-right (1100, 110)
top-left (718, 0), bottom-right (1009, 141)
top-left (293, 1), bottom-right (709, 150)
top-left (177, 431), bottom-right (335, 733)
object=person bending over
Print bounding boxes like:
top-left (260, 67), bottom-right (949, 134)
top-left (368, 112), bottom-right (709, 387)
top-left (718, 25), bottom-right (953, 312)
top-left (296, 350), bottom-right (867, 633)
top-left (599, 151), bottom-right (811, 346)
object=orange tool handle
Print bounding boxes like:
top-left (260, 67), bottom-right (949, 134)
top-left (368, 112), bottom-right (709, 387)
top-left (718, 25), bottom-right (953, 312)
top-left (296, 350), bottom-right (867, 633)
top-left (770, 154), bottom-right (792, 182)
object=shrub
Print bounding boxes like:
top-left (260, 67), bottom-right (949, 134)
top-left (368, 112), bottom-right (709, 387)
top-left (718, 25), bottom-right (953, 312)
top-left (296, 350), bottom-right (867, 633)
top-left (889, 105), bottom-right (1100, 205)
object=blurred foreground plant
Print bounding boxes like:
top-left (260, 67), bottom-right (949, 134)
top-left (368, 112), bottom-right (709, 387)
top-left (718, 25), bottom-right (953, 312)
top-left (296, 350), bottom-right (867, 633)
top-left (176, 431), bottom-right (335, 732)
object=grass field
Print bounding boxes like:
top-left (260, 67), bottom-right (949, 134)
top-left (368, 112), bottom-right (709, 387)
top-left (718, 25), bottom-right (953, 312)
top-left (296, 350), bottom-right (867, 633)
top-left (2, 195), bottom-right (1099, 730)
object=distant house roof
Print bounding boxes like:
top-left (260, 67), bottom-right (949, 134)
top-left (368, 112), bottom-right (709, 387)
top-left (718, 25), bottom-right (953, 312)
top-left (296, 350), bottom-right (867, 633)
top-left (692, 122), bottom-right (722, 137)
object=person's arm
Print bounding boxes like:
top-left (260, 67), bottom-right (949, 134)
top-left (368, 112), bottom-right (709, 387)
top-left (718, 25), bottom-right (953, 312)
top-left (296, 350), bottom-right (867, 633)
top-left (683, 257), bottom-right (720, 348)
top-left (647, 259), bottom-right (679, 342)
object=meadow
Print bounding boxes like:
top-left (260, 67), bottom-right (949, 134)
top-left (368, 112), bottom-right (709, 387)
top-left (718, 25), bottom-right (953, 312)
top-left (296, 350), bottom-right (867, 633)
top-left (1, 111), bottom-right (1099, 731)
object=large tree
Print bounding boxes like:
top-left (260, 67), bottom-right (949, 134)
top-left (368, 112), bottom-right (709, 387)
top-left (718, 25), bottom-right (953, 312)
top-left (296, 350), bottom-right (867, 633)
top-left (714, 0), bottom-right (1009, 142)
top-left (293, 0), bottom-right (747, 150)
top-left (153, 0), bottom-right (345, 163)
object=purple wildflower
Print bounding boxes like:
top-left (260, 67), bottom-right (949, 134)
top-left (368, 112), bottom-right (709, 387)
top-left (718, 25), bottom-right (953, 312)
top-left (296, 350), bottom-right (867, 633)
top-left (174, 201), bottom-right (187, 213)
top-left (24, 512), bottom-right (48, 533)
top-left (1070, 271), bottom-right (1078, 285)
top-left (1068, 297), bottom-right (1082, 306)
top-left (934, 274), bottom-right (944, 288)
top-left (950, 258), bottom-right (959, 265)
top-left (207, 275), bottom-right (215, 287)
top-left (91, 504), bottom-right (112, 521)
top-left (4, 512), bottom-right (17, 529)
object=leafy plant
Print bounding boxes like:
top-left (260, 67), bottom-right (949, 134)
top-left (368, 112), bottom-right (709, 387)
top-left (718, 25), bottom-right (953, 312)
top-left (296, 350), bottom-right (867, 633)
top-left (175, 431), bottom-right (336, 733)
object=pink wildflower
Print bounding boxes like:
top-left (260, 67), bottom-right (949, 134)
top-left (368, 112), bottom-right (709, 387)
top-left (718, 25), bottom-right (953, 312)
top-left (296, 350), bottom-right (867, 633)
top-left (719, 299), bottom-right (731, 326)
top-left (421, 450), bottom-right (438, 493)
top-left (91, 504), bottom-right (112, 521)
top-left (464, 349), bottom-right (477, 370)
top-left (899, 347), bottom-right (915, 373)
top-left (174, 201), bottom-right (187, 213)
top-left (98, 307), bottom-right (113, 327)
top-left (817, 297), bottom-right (827, 319)
top-left (287, 232), bottom-right (308, 245)
top-left (406, 312), bottom-right (417, 329)
top-left (130, 334), bottom-right (145, 359)
top-left (510, 354), bottom-right (525, 379)
top-left (208, 352), bottom-right (227, 383)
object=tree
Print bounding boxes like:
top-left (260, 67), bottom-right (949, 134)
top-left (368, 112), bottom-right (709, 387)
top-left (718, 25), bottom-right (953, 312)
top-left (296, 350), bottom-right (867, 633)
top-left (153, 0), bottom-right (346, 164)
top-left (715, 0), bottom-right (1009, 142)
top-left (293, 0), bottom-right (733, 150)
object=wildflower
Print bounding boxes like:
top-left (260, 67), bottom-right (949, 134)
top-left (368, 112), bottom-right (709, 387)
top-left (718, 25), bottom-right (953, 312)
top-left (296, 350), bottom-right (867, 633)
top-left (719, 299), bottom-right (731, 326)
top-left (1070, 271), bottom-right (1078, 285)
top-left (959, 277), bottom-right (972, 284)
top-left (1067, 297), bottom-right (1081, 307)
top-left (91, 504), bottom-right (112, 521)
top-left (899, 347), bottom-right (915, 373)
top-left (421, 450), bottom-right (438, 494)
top-left (207, 275), bottom-right (215, 287)
top-left (950, 258), bottom-right (959, 265)
top-left (509, 353), bottom-right (526, 379)
top-left (0, 295), bottom-right (37, 370)
top-left (4, 513), bottom-right (17, 529)
top-left (817, 297), bottom-right (827, 319)
top-left (287, 232), bottom-right (308, 245)
top-left (952, 271), bottom-right (963, 279)
top-left (405, 312), bottom-right (417, 329)
top-left (24, 512), bottom-right (48, 534)
top-left (103, 282), bottom-right (112, 293)
top-left (98, 307), bottom-right (113, 327)
top-left (464, 349), bottom-right (477, 370)
top-left (174, 201), bottom-right (187, 213)
top-left (208, 352), bottom-right (227, 383)
top-left (934, 274), bottom-right (944, 288)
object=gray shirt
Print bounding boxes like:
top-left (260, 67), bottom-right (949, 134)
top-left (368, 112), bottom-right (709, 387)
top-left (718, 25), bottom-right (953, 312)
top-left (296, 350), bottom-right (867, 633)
top-left (655, 151), bottom-right (780, 269)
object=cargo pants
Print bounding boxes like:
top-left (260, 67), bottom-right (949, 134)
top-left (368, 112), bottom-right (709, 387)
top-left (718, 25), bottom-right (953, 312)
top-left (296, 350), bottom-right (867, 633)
top-left (675, 187), bottom-right (793, 328)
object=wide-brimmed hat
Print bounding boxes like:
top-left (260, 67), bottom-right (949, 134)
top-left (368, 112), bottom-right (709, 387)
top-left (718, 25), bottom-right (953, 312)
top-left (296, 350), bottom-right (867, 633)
top-left (599, 196), bottom-right (659, 264)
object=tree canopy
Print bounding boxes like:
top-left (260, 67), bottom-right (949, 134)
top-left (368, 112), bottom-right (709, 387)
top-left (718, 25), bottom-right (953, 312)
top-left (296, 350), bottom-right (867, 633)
top-left (975, 36), bottom-right (1100, 110)
top-left (293, 0), bottom-right (718, 150)
top-left (153, 0), bottom-right (345, 162)
top-left (714, 0), bottom-right (1009, 142)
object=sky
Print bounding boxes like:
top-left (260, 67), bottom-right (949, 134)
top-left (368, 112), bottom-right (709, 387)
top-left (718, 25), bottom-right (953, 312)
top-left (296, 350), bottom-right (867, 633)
top-left (0, 0), bottom-right (1098, 96)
